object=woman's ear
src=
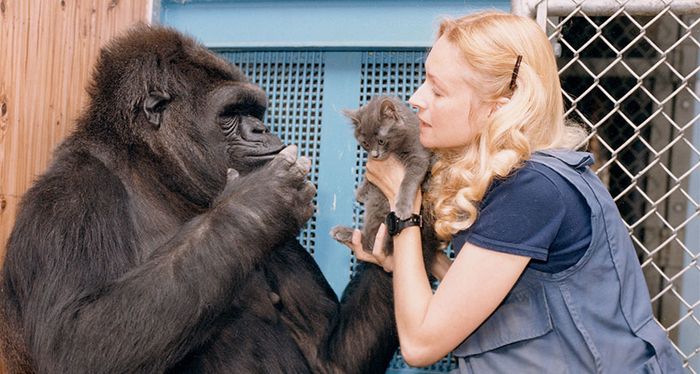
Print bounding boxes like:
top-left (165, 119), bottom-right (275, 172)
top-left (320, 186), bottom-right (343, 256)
top-left (488, 97), bottom-right (511, 117)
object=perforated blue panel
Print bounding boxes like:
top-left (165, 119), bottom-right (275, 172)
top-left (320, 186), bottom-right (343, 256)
top-left (219, 51), bottom-right (325, 254)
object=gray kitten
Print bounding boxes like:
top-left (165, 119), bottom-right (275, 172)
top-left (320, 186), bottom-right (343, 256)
top-left (331, 96), bottom-right (438, 260)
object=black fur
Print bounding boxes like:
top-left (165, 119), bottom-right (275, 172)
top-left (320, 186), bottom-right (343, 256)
top-left (0, 24), bottom-right (397, 374)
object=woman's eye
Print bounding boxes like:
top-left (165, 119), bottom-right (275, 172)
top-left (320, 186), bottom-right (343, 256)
top-left (432, 89), bottom-right (443, 98)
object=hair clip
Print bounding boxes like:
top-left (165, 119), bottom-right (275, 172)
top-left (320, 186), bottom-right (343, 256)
top-left (509, 55), bottom-right (523, 91)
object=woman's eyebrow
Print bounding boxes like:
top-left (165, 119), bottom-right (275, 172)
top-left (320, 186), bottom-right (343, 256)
top-left (427, 72), bottom-right (448, 91)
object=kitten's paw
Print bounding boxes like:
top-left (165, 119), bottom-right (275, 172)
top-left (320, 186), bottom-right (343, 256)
top-left (395, 200), bottom-right (414, 220)
top-left (330, 226), bottom-right (354, 244)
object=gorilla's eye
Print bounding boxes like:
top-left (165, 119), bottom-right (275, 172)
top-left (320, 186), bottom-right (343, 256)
top-left (220, 115), bottom-right (241, 137)
top-left (220, 103), bottom-right (265, 121)
top-left (151, 100), bottom-right (167, 113)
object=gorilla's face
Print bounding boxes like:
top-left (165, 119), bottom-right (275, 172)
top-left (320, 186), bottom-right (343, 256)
top-left (142, 78), bottom-right (284, 174)
top-left (89, 26), bottom-right (287, 206)
top-left (140, 77), bottom-right (285, 207)
top-left (211, 83), bottom-right (285, 175)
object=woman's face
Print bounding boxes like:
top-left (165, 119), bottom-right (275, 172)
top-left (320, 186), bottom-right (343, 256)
top-left (409, 36), bottom-right (490, 150)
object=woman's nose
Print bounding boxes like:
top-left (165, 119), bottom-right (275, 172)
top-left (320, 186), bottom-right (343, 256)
top-left (408, 84), bottom-right (426, 110)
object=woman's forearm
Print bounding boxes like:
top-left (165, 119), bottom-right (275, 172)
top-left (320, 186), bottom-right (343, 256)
top-left (392, 225), bottom-right (434, 357)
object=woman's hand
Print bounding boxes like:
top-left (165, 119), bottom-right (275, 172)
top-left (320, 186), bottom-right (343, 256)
top-left (341, 224), bottom-right (451, 278)
top-left (365, 156), bottom-right (406, 209)
top-left (342, 224), bottom-right (395, 272)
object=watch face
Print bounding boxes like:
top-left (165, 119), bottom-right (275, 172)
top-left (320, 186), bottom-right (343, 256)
top-left (385, 212), bottom-right (398, 235)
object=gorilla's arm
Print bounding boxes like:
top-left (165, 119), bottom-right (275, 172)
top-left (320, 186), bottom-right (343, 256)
top-left (5, 148), bottom-right (313, 374)
top-left (327, 264), bottom-right (399, 373)
top-left (265, 243), bottom-right (398, 374)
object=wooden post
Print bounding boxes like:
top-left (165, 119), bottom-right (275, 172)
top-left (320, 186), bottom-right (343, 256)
top-left (0, 1), bottom-right (153, 371)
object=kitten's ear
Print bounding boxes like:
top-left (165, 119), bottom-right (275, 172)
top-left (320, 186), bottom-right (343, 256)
top-left (380, 98), bottom-right (400, 121)
top-left (342, 108), bottom-right (360, 126)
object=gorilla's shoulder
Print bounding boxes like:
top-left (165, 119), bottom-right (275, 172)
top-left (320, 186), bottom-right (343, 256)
top-left (21, 142), bottom-right (127, 216)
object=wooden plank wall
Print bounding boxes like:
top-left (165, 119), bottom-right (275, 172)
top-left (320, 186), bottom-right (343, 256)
top-left (0, 1), bottom-right (152, 370)
top-left (0, 0), bottom-right (153, 262)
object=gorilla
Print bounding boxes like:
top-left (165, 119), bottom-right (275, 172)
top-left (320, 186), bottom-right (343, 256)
top-left (0, 25), bottom-right (397, 373)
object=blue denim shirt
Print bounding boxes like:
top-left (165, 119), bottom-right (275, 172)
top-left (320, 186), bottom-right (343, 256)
top-left (451, 149), bottom-right (684, 373)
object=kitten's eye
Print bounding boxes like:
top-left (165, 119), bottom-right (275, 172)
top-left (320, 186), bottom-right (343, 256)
top-left (378, 139), bottom-right (385, 146)
top-left (362, 141), bottom-right (369, 148)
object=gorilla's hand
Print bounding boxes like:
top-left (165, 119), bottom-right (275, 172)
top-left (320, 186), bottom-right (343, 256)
top-left (215, 145), bottom-right (315, 243)
top-left (261, 145), bottom-right (316, 227)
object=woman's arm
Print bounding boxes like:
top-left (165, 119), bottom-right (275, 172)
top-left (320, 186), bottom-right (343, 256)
top-left (361, 156), bottom-right (530, 367)
top-left (392, 234), bottom-right (529, 366)
top-left (344, 227), bottom-right (528, 366)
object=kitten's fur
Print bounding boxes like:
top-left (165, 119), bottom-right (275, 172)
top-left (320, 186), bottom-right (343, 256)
top-left (331, 96), bottom-right (439, 262)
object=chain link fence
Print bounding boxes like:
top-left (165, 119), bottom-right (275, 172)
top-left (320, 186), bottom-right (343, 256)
top-left (512, 0), bottom-right (700, 371)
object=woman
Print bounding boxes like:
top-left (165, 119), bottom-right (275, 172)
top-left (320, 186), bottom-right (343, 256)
top-left (344, 11), bottom-right (683, 373)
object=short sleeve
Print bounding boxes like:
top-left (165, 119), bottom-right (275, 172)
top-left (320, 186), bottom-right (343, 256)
top-left (451, 165), bottom-right (567, 260)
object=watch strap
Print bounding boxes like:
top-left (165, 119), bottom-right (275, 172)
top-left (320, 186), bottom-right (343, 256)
top-left (386, 211), bottom-right (422, 236)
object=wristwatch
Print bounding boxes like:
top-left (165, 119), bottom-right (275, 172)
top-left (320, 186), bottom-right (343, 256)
top-left (385, 211), bottom-right (422, 236)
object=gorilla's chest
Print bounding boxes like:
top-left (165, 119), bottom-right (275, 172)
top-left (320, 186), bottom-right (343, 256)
top-left (174, 268), bottom-right (313, 373)
top-left (229, 269), bottom-right (282, 323)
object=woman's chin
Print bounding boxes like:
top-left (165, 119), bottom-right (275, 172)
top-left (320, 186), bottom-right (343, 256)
top-left (418, 129), bottom-right (433, 148)
top-left (418, 135), bottom-right (433, 149)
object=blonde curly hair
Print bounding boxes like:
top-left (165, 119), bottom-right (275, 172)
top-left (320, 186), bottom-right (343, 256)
top-left (424, 11), bottom-right (587, 241)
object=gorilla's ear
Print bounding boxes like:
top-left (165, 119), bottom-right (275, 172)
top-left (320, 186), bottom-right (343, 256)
top-left (143, 91), bottom-right (171, 129)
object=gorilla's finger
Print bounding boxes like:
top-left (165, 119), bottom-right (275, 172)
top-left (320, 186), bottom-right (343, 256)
top-left (301, 182), bottom-right (317, 202)
top-left (294, 199), bottom-right (315, 225)
top-left (286, 155), bottom-right (310, 182)
top-left (226, 168), bottom-right (240, 181)
top-left (290, 160), bottom-right (309, 182)
top-left (219, 168), bottom-right (242, 199)
top-left (276, 145), bottom-right (298, 165)
top-left (302, 203), bottom-right (315, 222)
top-left (297, 156), bottom-right (311, 174)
